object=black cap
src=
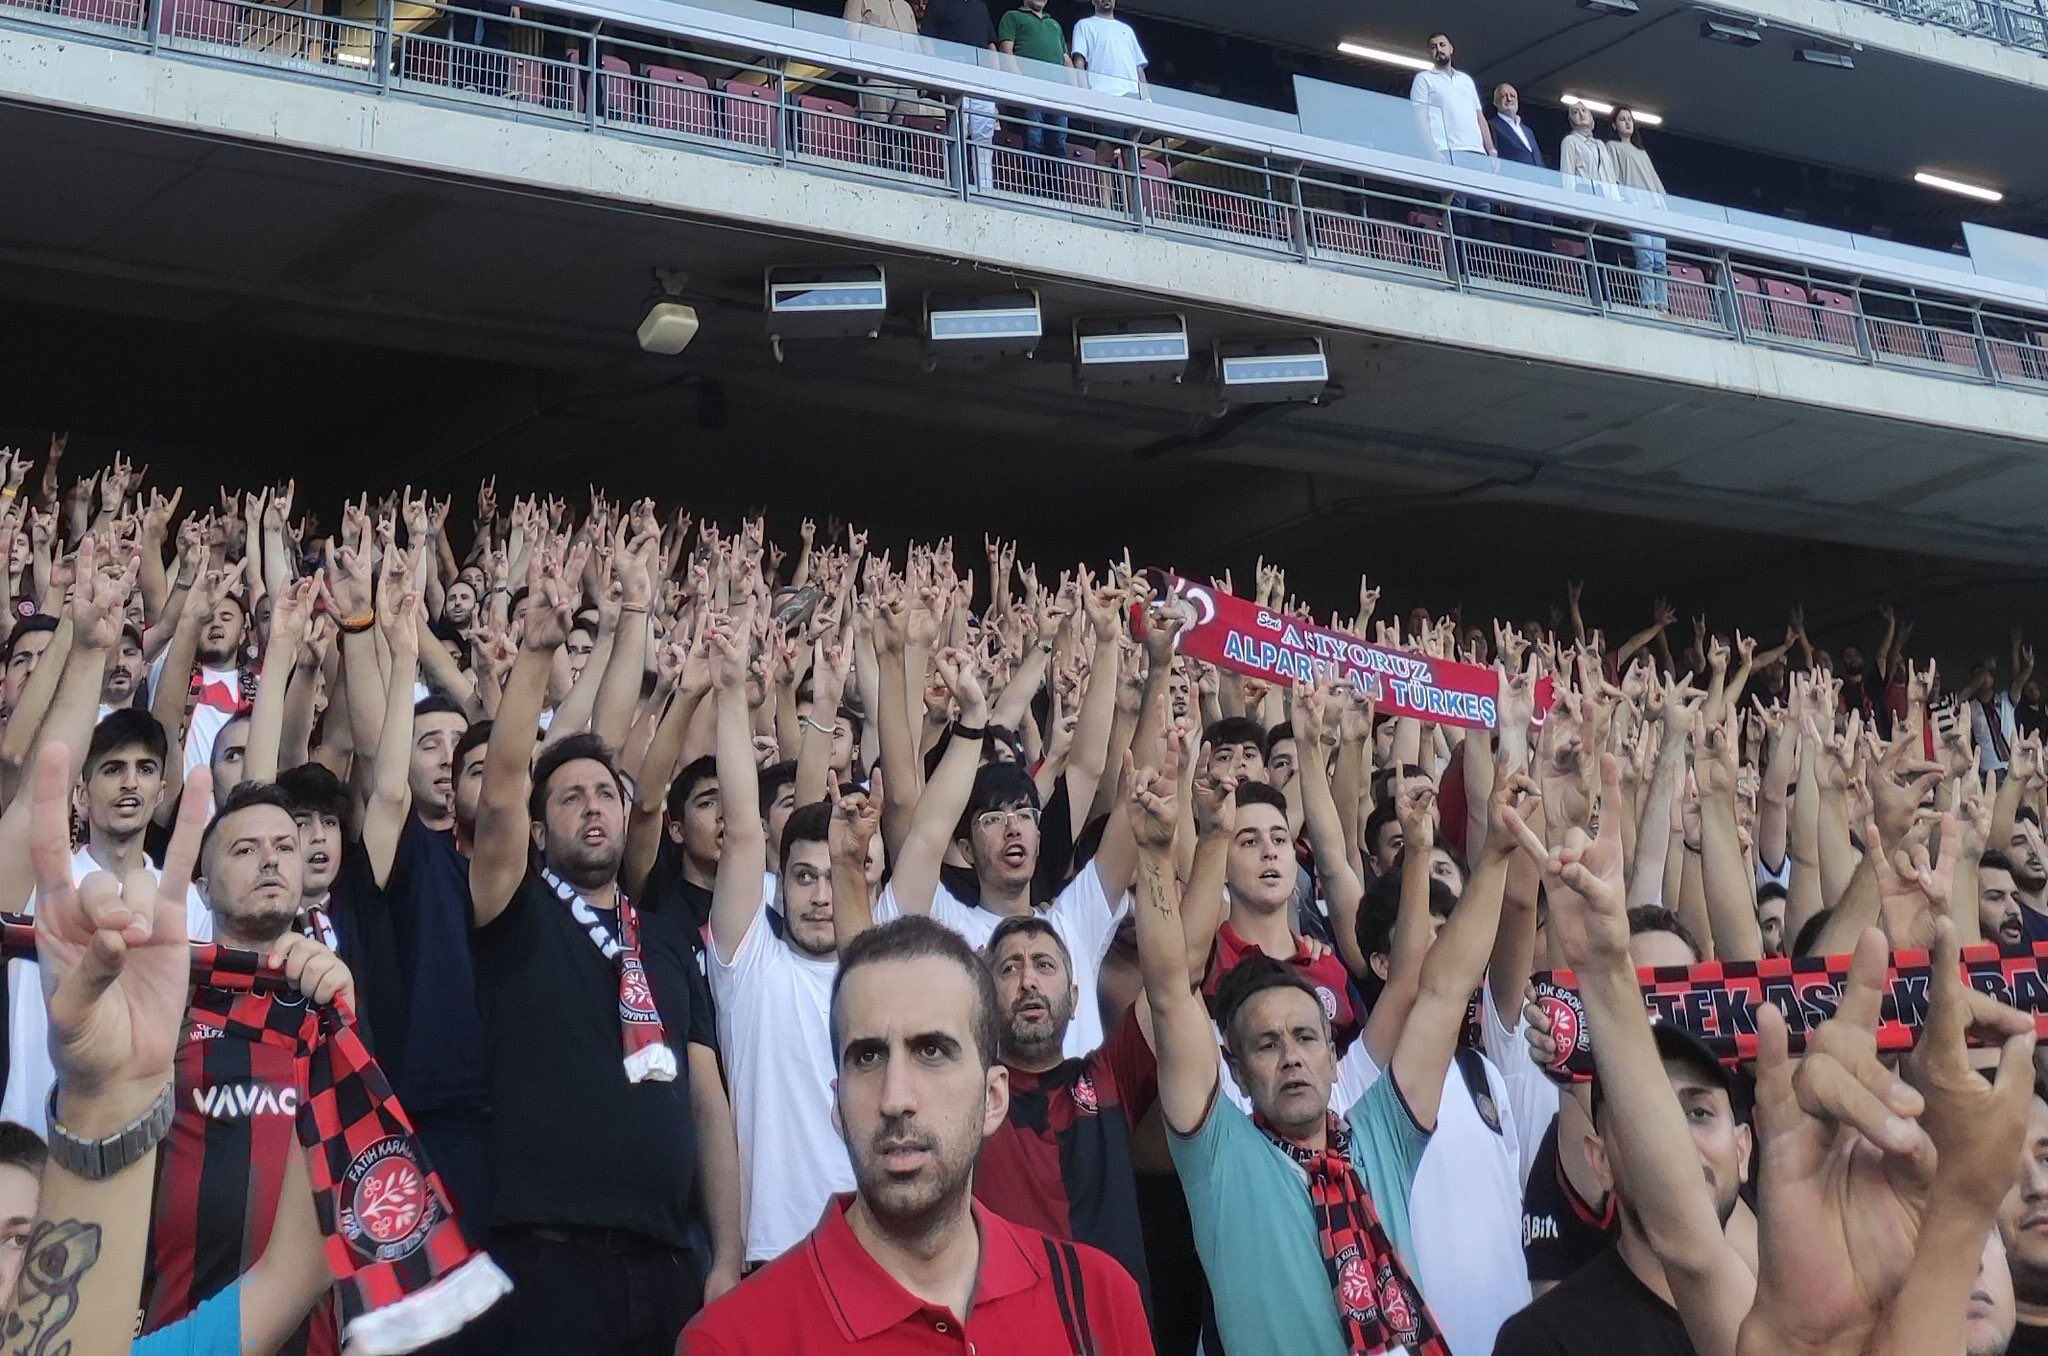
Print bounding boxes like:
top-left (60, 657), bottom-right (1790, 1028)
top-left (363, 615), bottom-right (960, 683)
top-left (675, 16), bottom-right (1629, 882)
top-left (1593, 1021), bottom-right (1750, 1120)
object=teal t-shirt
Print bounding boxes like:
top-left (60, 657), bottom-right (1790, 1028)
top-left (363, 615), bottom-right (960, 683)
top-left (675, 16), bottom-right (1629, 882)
top-left (998, 7), bottom-right (1067, 65)
top-left (133, 1280), bottom-right (241, 1356)
top-left (1168, 1072), bottom-right (1430, 1356)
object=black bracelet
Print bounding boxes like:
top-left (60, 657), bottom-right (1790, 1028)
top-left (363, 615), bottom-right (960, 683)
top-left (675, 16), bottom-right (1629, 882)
top-left (952, 721), bottom-right (988, 741)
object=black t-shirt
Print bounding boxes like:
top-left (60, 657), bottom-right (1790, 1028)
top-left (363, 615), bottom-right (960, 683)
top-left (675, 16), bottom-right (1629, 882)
top-left (1493, 1246), bottom-right (1694, 1356)
top-left (2011, 1321), bottom-right (2048, 1355)
top-left (473, 867), bottom-right (717, 1250)
top-left (385, 815), bottom-right (490, 1114)
top-left (322, 841), bottom-right (406, 1062)
top-left (1523, 1115), bottom-right (1618, 1284)
top-left (920, 0), bottom-right (995, 47)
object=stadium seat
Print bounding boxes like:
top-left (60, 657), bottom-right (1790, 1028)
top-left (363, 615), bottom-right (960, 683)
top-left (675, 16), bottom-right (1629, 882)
top-left (646, 66), bottom-right (713, 138)
top-left (1760, 278), bottom-right (1819, 341)
top-left (1064, 144), bottom-right (1112, 208)
top-left (794, 95), bottom-right (860, 164)
top-left (598, 55), bottom-right (634, 123)
top-left (61, 0), bottom-right (143, 27)
top-left (160, 0), bottom-right (237, 44)
top-left (1402, 211), bottom-right (1448, 273)
top-left (1307, 211), bottom-right (1371, 258)
top-left (991, 128), bottom-right (1030, 196)
top-left (1869, 318), bottom-right (1929, 361)
top-left (1932, 329), bottom-right (1981, 371)
top-left (1808, 287), bottom-right (1859, 348)
top-left (722, 78), bottom-right (780, 150)
top-left (900, 114), bottom-right (949, 181)
top-left (1138, 155), bottom-right (1172, 221)
top-left (1665, 261), bottom-right (1717, 324)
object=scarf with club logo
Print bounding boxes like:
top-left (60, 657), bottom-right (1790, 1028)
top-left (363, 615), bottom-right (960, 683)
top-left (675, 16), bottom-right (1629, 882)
top-left (2, 919), bottom-right (509, 1355)
top-left (1255, 1111), bottom-right (1450, 1356)
top-left (537, 867), bottom-right (677, 1082)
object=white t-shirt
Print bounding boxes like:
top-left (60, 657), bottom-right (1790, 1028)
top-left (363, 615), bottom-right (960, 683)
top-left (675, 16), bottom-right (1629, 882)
top-left (148, 653), bottom-right (244, 779)
top-left (1481, 981), bottom-right (1557, 1190)
top-left (1071, 15), bottom-right (1147, 97)
top-left (2, 846), bottom-right (214, 1135)
top-left (706, 905), bottom-right (855, 1264)
top-left (1408, 67), bottom-right (1487, 154)
top-left (874, 865), bottom-right (1127, 1058)
top-left (1340, 1041), bottom-right (1532, 1356)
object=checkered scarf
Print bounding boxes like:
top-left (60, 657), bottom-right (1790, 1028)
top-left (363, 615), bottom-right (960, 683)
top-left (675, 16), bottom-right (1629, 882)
top-left (1255, 1112), bottom-right (1449, 1356)
top-left (2, 919), bottom-right (510, 1354)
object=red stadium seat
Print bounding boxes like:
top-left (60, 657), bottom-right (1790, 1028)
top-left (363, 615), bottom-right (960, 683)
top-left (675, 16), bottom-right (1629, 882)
top-left (646, 66), bottom-right (713, 137)
top-left (1932, 329), bottom-right (1980, 371)
top-left (61, 0), bottom-right (143, 27)
top-left (1760, 278), bottom-right (1818, 341)
top-left (161, 0), bottom-right (237, 43)
top-left (1308, 211), bottom-right (1371, 257)
top-left (900, 114), bottom-right (949, 181)
top-left (599, 55), bottom-right (634, 123)
top-left (1063, 144), bottom-right (1112, 208)
top-left (1869, 318), bottom-right (1929, 361)
top-left (1665, 261), bottom-right (1717, 324)
top-left (1808, 287), bottom-right (1859, 348)
top-left (794, 95), bottom-right (860, 164)
top-left (1138, 155), bottom-right (1172, 220)
top-left (722, 78), bottom-right (780, 150)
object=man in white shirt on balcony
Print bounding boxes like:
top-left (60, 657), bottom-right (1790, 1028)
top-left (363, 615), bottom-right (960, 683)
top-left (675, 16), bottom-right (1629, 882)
top-left (1070, 0), bottom-right (1149, 209)
top-left (1409, 31), bottom-right (1496, 170)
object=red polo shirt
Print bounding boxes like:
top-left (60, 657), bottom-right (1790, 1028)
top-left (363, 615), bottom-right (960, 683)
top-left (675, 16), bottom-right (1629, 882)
top-left (678, 1194), bottom-right (1154, 1355)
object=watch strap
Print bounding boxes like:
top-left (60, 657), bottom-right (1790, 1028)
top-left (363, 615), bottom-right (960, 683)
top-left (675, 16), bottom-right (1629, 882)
top-left (46, 1081), bottom-right (176, 1181)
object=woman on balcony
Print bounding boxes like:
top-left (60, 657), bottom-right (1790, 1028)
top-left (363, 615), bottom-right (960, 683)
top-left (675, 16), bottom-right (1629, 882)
top-left (1604, 105), bottom-right (1669, 310)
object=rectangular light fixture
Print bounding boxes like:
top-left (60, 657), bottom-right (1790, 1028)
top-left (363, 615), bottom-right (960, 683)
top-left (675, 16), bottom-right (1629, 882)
top-left (1074, 314), bottom-right (1189, 386)
top-left (1559, 93), bottom-right (1663, 126)
top-left (1336, 40), bottom-right (1431, 73)
top-left (1793, 45), bottom-right (1855, 68)
top-left (1214, 338), bottom-right (1329, 404)
top-left (1914, 171), bottom-right (2003, 203)
top-left (1579, 0), bottom-right (1640, 12)
top-left (925, 291), bottom-right (1042, 357)
top-left (1700, 17), bottom-right (1762, 44)
top-left (765, 265), bottom-right (887, 343)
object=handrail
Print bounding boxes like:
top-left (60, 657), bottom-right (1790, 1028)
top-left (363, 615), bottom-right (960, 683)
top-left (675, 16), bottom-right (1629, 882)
top-left (1841, 0), bottom-right (2048, 55)
top-left (4, 0), bottom-right (2046, 397)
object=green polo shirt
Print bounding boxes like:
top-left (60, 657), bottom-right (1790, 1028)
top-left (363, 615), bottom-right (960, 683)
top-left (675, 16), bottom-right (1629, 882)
top-left (998, 6), bottom-right (1067, 66)
top-left (1168, 1071), bottom-right (1431, 1356)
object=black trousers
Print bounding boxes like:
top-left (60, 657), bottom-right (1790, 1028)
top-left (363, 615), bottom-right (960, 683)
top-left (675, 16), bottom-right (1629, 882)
top-left (487, 1226), bottom-right (704, 1356)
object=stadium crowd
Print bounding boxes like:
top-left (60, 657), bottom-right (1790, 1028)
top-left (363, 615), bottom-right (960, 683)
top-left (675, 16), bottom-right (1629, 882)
top-left (1, 434), bottom-right (2045, 1356)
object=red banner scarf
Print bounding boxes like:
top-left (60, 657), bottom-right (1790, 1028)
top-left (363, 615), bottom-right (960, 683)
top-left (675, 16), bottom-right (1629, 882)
top-left (1, 919), bottom-right (509, 1354)
top-left (1254, 1112), bottom-right (1450, 1356)
top-left (1134, 572), bottom-right (1527, 731)
top-left (1532, 940), bottom-right (2048, 1081)
top-left (536, 868), bottom-right (676, 1083)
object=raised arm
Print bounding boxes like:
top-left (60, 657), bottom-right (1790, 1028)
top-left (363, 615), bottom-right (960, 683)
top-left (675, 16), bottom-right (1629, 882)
top-left (1502, 753), bottom-right (1754, 1355)
top-left (1695, 713), bottom-right (1764, 962)
top-left (1294, 680), bottom-right (1367, 977)
top-left (707, 604), bottom-right (769, 965)
top-left (470, 543), bottom-right (581, 927)
top-left (829, 778), bottom-right (882, 951)
top-left (362, 569), bottom-right (423, 889)
top-left (1128, 762), bottom-right (1221, 1136)
top-left (883, 647), bottom-right (987, 916)
top-left (593, 529), bottom-right (659, 751)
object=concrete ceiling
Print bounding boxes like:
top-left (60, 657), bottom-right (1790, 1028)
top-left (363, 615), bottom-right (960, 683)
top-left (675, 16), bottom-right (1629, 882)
top-left (1, 97), bottom-right (2046, 656)
top-left (1126, 0), bottom-right (2048, 224)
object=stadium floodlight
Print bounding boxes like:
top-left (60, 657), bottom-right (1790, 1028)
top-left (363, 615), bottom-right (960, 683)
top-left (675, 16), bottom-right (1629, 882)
top-left (1699, 17), bottom-right (1763, 44)
top-left (1073, 314), bottom-right (1189, 387)
top-left (764, 265), bottom-right (887, 353)
top-left (637, 269), bottom-right (700, 355)
top-left (925, 291), bottom-right (1043, 358)
top-left (1913, 171), bottom-right (2003, 203)
top-left (1213, 338), bottom-right (1330, 405)
top-left (1334, 41), bottom-right (1431, 73)
top-left (1579, 0), bottom-right (1640, 14)
top-left (1559, 93), bottom-right (1663, 126)
top-left (1793, 44), bottom-right (1855, 68)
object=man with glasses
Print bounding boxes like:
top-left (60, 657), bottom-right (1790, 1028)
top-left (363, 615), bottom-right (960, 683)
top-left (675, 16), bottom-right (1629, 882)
top-left (874, 648), bottom-right (1141, 1057)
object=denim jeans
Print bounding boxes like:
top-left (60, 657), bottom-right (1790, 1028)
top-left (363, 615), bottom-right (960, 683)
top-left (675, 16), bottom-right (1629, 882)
top-left (1631, 231), bottom-right (1669, 308)
top-left (1022, 107), bottom-right (1069, 161)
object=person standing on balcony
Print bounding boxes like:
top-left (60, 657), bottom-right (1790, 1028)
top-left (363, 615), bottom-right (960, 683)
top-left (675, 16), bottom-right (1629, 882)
top-left (998, 0), bottom-right (1072, 185)
top-left (842, 0), bottom-right (922, 162)
top-left (1409, 32), bottom-right (1496, 248)
top-left (1605, 106), bottom-right (1669, 310)
top-left (1559, 101), bottom-right (1617, 197)
top-left (920, 0), bottom-right (999, 188)
top-left (1071, 0), bottom-right (1150, 210)
top-left (1487, 83), bottom-right (1545, 249)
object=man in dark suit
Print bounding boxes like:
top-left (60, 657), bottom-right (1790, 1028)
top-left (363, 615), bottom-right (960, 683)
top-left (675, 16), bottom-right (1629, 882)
top-left (1488, 83), bottom-right (1547, 249)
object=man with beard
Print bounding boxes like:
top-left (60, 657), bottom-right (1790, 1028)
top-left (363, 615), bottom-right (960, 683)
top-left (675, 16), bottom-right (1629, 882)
top-left (974, 915), bottom-right (1159, 1308)
top-left (2006, 809), bottom-right (2048, 943)
top-left (679, 915), bottom-right (1153, 1353)
top-left (139, 780), bottom-right (357, 1350)
top-left (2, 710), bottom-right (214, 1135)
top-left (152, 590), bottom-right (257, 778)
top-left (99, 621), bottom-right (146, 719)
top-left (1983, 850), bottom-right (2030, 952)
top-left (468, 555), bottom-right (742, 1354)
top-left (704, 619), bottom-right (856, 1269)
top-left (1997, 1092), bottom-right (2048, 1354)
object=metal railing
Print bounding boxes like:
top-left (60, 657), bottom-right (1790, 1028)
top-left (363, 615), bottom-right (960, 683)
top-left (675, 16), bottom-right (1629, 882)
top-left (4, 0), bottom-right (2047, 397)
top-left (1843, 0), bottom-right (2048, 55)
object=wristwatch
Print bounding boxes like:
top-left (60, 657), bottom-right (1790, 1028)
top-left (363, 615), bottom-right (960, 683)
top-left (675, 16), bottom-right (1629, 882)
top-left (46, 1082), bottom-right (176, 1181)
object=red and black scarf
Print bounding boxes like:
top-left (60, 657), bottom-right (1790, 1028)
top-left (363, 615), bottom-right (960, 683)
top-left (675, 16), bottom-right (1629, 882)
top-left (1255, 1112), bottom-right (1450, 1356)
top-left (537, 867), bottom-right (677, 1083)
top-left (2, 919), bottom-right (509, 1354)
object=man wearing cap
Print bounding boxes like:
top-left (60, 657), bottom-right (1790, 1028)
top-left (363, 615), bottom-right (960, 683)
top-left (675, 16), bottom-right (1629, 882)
top-left (1494, 756), bottom-right (1755, 1356)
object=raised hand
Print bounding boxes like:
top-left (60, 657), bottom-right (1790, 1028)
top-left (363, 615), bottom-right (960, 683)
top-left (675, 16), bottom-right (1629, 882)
top-left (1127, 755), bottom-right (1178, 852)
top-left (828, 775), bottom-right (883, 870)
top-left (34, 748), bottom-right (212, 1131)
top-left (1501, 751), bottom-right (1627, 966)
